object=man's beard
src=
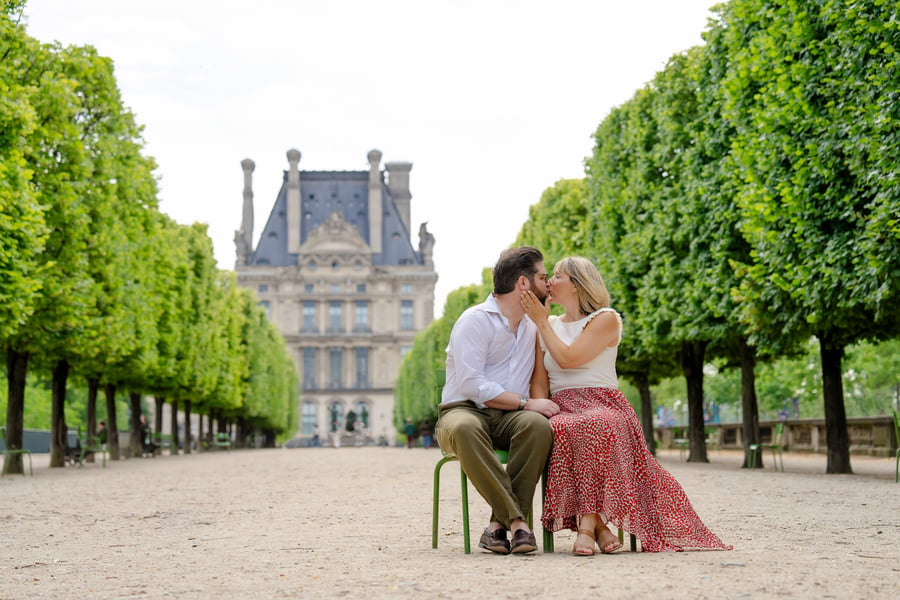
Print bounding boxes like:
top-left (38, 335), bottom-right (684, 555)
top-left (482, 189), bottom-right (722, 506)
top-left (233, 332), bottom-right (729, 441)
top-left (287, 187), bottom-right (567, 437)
top-left (533, 289), bottom-right (548, 303)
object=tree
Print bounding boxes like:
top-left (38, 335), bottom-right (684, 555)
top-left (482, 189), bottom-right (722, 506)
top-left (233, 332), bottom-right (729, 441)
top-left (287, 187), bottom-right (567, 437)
top-left (711, 0), bottom-right (900, 473)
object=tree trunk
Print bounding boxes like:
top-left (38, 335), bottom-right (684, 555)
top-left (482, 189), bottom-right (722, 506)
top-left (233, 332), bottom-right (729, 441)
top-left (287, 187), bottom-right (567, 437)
top-left (170, 398), bottom-right (179, 455)
top-left (3, 349), bottom-right (29, 476)
top-left (237, 417), bottom-right (247, 449)
top-left (183, 400), bottom-right (192, 455)
top-left (680, 341), bottom-right (708, 463)
top-left (105, 383), bottom-right (120, 461)
top-left (154, 396), bottom-right (164, 437)
top-left (85, 378), bottom-right (99, 463)
top-left (819, 333), bottom-right (852, 474)
top-left (634, 371), bottom-right (655, 454)
top-left (198, 412), bottom-right (206, 452)
top-left (50, 359), bottom-right (70, 468)
top-left (129, 391), bottom-right (143, 458)
top-left (739, 339), bottom-right (762, 469)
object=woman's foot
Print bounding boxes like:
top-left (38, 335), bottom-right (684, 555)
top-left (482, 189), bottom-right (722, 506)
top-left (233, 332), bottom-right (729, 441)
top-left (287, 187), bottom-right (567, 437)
top-left (596, 522), bottom-right (623, 554)
top-left (573, 514), bottom-right (599, 556)
top-left (573, 528), bottom-right (596, 556)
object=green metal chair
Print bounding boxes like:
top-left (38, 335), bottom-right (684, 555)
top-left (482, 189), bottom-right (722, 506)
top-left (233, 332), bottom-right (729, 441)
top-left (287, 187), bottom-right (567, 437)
top-left (749, 422), bottom-right (785, 472)
top-left (892, 410), bottom-right (899, 483)
top-left (430, 369), bottom-right (638, 553)
top-left (1, 426), bottom-right (33, 477)
top-left (672, 427), bottom-right (689, 461)
top-left (78, 427), bottom-right (107, 468)
top-left (214, 432), bottom-right (231, 450)
top-left (431, 368), bottom-right (554, 553)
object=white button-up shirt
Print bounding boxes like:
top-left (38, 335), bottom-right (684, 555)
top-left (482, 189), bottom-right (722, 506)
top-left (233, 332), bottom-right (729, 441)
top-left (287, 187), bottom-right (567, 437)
top-left (441, 294), bottom-right (536, 408)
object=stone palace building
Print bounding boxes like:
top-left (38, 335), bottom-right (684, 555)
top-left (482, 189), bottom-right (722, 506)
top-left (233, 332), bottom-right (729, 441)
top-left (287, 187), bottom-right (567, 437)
top-left (234, 148), bottom-right (437, 446)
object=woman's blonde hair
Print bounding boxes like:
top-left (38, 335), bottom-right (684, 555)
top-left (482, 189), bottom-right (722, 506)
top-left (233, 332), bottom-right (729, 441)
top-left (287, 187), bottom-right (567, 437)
top-left (555, 256), bottom-right (610, 315)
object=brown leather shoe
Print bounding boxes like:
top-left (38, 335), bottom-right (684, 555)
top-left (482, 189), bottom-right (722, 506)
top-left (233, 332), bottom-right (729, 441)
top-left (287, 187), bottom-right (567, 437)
top-left (478, 527), bottom-right (510, 554)
top-left (510, 528), bottom-right (537, 554)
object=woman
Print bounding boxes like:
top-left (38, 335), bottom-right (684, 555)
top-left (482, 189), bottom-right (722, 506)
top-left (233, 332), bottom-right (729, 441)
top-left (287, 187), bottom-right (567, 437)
top-left (521, 257), bottom-right (731, 556)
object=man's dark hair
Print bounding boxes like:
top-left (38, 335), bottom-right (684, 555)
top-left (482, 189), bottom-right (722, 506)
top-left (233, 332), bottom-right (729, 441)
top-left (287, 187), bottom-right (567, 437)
top-left (492, 246), bottom-right (543, 294)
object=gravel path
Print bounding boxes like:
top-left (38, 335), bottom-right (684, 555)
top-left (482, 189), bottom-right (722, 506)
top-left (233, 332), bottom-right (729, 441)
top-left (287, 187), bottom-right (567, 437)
top-left (1, 447), bottom-right (897, 599)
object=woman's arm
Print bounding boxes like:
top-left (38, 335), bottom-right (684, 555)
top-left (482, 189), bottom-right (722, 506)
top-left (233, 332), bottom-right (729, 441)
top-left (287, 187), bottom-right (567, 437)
top-left (529, 334), bottom-right (550, 399)
top-left (521, 291), bottom-right (620, 369)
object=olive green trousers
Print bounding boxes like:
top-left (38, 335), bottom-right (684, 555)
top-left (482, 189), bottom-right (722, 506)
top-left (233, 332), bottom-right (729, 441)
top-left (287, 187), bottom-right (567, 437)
top-left (435, 401), bottom-right (553, 528)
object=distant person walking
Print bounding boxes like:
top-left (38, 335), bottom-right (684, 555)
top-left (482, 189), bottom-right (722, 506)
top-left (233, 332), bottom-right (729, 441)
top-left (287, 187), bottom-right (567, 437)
top-left (404, 419), bottom-right (416, 449)
top-left (419, 419), bottom-right (434, 449)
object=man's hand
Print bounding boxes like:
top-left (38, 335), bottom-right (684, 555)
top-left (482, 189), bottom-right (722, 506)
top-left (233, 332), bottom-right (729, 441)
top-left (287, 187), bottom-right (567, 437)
top-left (525, 398), bottom-right (560, 418)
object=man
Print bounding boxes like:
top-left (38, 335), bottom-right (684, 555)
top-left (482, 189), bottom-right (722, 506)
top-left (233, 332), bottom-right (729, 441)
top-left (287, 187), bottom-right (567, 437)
top-left (435, 246), bottom-right (560, 554)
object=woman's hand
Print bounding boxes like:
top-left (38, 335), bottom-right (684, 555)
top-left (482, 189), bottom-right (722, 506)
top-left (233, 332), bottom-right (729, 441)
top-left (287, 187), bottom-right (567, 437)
top-left (526, 398), bottom-right (560, 418)
top-left (520, 290), bottom-right (550, 324)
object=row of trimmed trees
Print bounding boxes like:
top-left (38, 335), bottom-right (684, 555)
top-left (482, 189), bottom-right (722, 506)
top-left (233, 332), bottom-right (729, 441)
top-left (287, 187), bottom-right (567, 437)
top-left (1, 1), bottom-right (298, 475)
top-left (394, 0), bottom-right (900, 473)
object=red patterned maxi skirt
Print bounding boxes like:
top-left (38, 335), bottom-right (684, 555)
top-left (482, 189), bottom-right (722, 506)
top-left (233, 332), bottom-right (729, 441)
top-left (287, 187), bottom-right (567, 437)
top-left (541, 386), bottom-right (731, 552)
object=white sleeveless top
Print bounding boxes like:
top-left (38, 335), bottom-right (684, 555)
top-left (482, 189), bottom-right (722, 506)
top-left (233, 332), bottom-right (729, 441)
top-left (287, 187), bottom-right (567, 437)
top-left (540, 308), bottom-right (621, 395)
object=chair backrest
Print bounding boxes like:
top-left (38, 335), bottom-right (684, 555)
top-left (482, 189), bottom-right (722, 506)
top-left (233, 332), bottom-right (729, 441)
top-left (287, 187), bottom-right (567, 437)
top-left (772, 422), bottom-right (785, 445)
top-left (893, 410), bottom-right (899, 446)
top-left (435, 368), bottom-right (446, 404)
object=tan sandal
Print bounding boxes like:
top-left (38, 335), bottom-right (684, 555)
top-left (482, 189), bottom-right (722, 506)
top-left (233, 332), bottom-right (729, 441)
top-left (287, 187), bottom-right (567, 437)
top-left (596, 523), bottom-right (623, 554)
top-left (573, 528), bottom-right (596, 556)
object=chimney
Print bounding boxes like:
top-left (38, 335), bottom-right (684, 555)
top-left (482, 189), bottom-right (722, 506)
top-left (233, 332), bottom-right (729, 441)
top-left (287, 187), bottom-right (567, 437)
top-left (367, 149), bottom-right (383, 254)
top-left (385, 161), bottom-right (412, 233)
top-left (235, 158), bottom-right (255, 266)
top-left (240, 158), bottom-right (255, 250)
top-left (286, 148), bottom-right (302, 253)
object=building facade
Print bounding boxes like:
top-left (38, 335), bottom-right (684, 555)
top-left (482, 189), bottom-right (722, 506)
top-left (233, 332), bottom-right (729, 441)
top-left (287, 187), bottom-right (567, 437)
top-left (235, 149), bottom-right (437, 446)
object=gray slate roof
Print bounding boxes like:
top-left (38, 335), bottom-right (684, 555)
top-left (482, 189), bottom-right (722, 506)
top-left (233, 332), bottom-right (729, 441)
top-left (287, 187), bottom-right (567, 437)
top-left (248, 170), bottom-right (421, 267)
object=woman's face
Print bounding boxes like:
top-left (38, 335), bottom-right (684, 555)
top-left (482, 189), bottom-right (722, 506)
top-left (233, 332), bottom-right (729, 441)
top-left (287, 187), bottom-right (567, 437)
top-left (548, 268), bottom-right (576, 304)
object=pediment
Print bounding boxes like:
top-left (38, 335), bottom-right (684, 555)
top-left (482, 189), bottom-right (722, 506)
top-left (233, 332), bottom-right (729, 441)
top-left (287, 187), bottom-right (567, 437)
top-left (299, 211), bottom-right (370, 255)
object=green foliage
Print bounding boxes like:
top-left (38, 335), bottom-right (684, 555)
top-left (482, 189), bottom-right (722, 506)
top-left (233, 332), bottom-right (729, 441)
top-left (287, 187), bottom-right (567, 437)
top-left (0, 8), bottom-right (45, 343)
top-left (710, 0), bottom-right (900, 346)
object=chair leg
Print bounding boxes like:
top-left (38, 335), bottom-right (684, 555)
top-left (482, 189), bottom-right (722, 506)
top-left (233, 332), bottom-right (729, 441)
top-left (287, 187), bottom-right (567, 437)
top-left (460, 469), bottom-right (470, 554)
top-left (432, 458), bottom-right (444, 549)
top-left (541, 469), bottom-right (554, 553)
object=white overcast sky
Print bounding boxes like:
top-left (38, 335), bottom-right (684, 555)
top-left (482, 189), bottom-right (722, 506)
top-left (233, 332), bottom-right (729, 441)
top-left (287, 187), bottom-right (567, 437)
top-left (21, 0), bottom-right (717, 318)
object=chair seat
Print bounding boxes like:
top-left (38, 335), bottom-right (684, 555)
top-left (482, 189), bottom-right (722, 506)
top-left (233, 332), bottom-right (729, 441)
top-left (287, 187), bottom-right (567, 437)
top-left (1, 426), bottom-right (33, 477)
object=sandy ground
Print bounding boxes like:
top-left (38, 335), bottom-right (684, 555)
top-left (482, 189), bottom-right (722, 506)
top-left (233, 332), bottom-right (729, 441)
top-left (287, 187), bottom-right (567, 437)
top-left (1, 446), bottom-right (898, 600)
